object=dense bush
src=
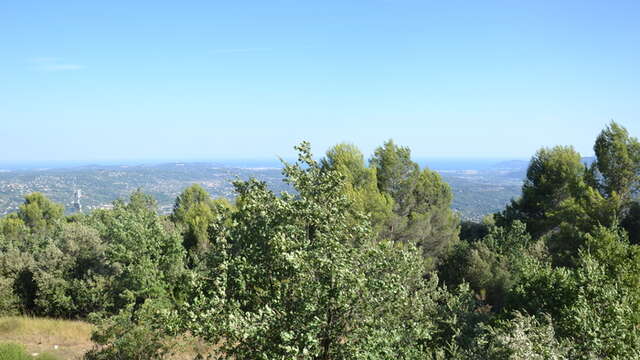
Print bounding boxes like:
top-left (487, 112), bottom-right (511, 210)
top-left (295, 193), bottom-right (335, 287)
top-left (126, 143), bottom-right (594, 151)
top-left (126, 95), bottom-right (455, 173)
top-left (472, 312), bottom-right (568, 360)
top-left (0, 123), bottom-right (639, 358)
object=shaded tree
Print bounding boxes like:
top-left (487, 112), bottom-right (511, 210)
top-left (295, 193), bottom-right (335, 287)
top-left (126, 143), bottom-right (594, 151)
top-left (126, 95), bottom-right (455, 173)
top-left (98, 192), bottom-right (186, 312)
top-left (496, 146), bottom-right (585, 238)
top-left (172, 142), bottom-right (476, 359)
top-left (17, 193), bottom-right (63, 234)
top-left (371, 140), bottom-right (459, 261)
top-left (172, 184), bottom-right (233, 255)
top-left (370, 139), bottom-right (420, 215)
top-left (592, 121), bottom-right (640, 200)
top-left (322, 143), bottom-right (394, 235)
top-left (172, 184), bottom-right (214, 223)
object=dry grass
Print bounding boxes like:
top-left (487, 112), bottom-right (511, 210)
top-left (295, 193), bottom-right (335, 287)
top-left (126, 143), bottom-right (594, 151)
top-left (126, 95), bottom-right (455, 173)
top-left (165, 335), bottom-right (220, 360)
top-left (0, 316), bottom-right (217, 359)
top-left (0, 316), bottom-right (93, 359)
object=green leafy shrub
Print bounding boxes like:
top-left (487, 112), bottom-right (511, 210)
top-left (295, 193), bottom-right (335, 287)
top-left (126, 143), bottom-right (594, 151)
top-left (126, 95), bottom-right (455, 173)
top-left (473, 312), bottom-right (568, 360)
top-left (170, 143), bottom-right (484, 359)
top-left (507, 226), bottom-right (640, 359)
top-left (85, 301), bottom-right (176, 360)
top-left (438, 221), bottom-right (533, 311)
top-left (0, 277), bottom-right (19, 316)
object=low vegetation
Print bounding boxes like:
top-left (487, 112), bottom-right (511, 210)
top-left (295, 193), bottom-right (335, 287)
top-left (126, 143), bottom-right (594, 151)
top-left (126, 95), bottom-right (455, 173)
top-left (0, 121), bottom-right (639, 359)
top-left (0, 343), bottom-right (59, 360)
top-left (0, 316), bottom-right (92, 359)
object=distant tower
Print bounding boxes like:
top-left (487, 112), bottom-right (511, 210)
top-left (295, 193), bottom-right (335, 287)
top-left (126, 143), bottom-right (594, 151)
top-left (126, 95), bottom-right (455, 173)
top-left (73, 188), bottom-right (82, 213)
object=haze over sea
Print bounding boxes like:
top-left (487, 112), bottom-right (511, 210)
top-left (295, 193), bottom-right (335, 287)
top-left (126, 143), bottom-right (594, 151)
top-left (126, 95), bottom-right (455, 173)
top-left (0, 157), bottom-right (526, 172)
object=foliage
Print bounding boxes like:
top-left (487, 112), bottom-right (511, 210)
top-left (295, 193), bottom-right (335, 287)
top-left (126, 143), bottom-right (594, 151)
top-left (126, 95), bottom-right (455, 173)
top-left (459, 219), bottom-right (491, 242)
top-left (0, 216), bottom-right (28, 247)
top-left (507, 226), bottom-right (640, 359)
top-left (439, 221), bottom-right (532, 310)
top-left (1, 124), bottom-right (640, 359)
top-left (173, 142), bottom-right (476, 359)
top-left (172, 184), bottom-right (234, 258)
top-left (26, 222), bottom-right (109, 317)
top-left (0, 190), bottom-right (186, 319)
top-left (96, 193), bottom-right (186, 312)
top-left (370, 139), bottom-right (420, 205)
top-left (496, 146), bottom-right (585, 238)
top-left (622, 200), bottom-right (640, 244)
top-left (473, 312), bottom-right (568, 360)
top-left (85, 300), bottom-right (176, 360)
top-left (371, 140), bottom-right (460, 261)
top-left (0, 277), bottom-right (19, 316)
top-left (592, 121), bottom-right (640, 200)
top-left (17, 193), bottom-right (63, 234)
top-left (322, 143), bottom-right (394, 236)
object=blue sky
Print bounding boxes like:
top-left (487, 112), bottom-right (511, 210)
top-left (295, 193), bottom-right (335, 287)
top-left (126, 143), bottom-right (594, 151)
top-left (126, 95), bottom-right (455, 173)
top-left (1, 1), bottom-right (639, 162)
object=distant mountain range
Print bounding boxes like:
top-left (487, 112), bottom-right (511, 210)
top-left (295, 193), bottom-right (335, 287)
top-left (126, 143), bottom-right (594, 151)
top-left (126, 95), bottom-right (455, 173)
top-left (484, 157), bottom-right (596, 170)
top-left (0, 159), bottom-right (539, 221)
top-left (3, 156), bottom-right (601, 221)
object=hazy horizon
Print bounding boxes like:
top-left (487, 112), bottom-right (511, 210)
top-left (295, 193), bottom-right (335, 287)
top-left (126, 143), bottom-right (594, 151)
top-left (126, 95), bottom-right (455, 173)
top-left (0, 156), bottom-right (532, 171)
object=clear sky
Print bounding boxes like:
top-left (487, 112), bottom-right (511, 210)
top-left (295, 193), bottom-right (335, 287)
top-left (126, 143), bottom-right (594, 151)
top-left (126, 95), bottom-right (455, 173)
top-left (1, 1), bottom-right (639, 162)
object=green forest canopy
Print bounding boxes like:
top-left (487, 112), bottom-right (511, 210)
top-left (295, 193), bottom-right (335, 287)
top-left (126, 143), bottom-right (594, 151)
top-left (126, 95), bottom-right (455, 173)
top-left (0, 121), bottom-right (639, 359)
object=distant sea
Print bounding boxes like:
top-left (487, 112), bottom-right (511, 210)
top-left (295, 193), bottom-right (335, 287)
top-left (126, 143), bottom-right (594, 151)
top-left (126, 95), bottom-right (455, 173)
top-left (0, 159), bottom-right (286, 171)
top-left (414, 158), bottom-right (527, 171)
